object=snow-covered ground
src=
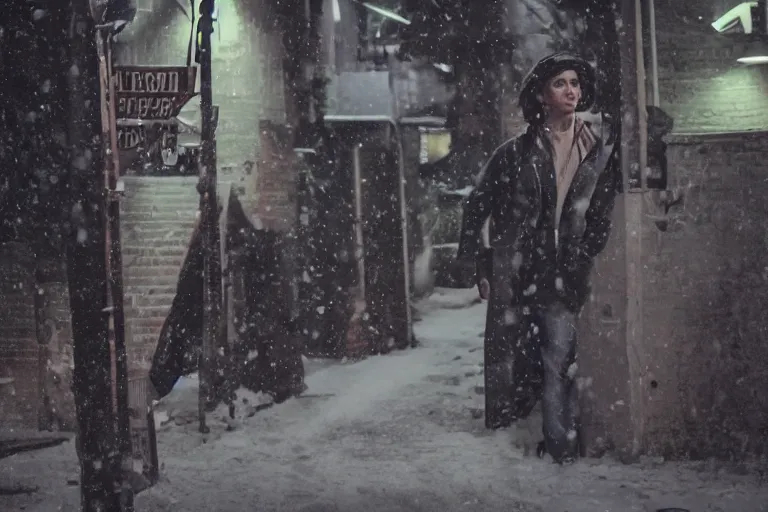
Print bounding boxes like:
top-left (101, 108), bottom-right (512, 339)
top-left (2, 288), bottom-right (767, 511)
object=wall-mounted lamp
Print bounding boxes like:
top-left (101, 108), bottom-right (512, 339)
top-left (713, 0), bottom-right (768, 65)
top-left (355, 1), bottom-right (411, 25)
top-left (711, 2), bottom-right (757, 33)
top-left (737, 38), bottom-right (768, 63)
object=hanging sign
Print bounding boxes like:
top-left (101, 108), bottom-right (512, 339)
top-left (114, 66), bottom-right (197, 169)
top-left (114, 65), bottom-right (197, 120)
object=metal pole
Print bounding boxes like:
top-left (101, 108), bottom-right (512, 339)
top-left (198, 0), bottom-right (220, 434)
top-left (648, 0), bottom-right (660, 107)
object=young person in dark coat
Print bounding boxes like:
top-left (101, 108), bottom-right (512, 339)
top-left (457, 52), bottom-right (621, 463)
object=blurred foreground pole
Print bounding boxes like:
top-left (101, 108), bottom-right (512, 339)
top-left (65, 1), bottom-right (133, 509)
top-left (197, 0), bottom-right (222, 434)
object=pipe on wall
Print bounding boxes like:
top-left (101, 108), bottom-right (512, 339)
top-left (648, 0), bottom-right (660, 106)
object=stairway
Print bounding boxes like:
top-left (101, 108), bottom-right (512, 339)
top-left (120, 177), bottom-right (200, 370)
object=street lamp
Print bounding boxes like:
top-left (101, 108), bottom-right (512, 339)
top-left (737, 38), bottom-right (768, 63)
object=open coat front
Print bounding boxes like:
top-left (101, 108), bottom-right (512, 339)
top-left (457, 114), bottom-right (620, 429)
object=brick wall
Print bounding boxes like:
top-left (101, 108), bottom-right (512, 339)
top-left (580, 0), bottom-right (768, 460)
top-left (640, 0), bottom-right (768, 459)
top-left (255, 122), bottom-right (298, 232)
top-left (112, 1), bottom-right (289, 369)
top-left (0, 244), bottom-right (38, 428)
top-left (40, 276), bottom-right (76, 431)
top-left (638, 135), bottom-right (768, 459)
top-left (655, 0), bottom-right (768, 133)
top-left (121, 177), bottom-right (200, 369)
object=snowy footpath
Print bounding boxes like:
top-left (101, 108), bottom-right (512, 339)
top-left (2, 288), bottom-right (767, 511)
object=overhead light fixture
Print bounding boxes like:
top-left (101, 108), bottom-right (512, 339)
top-left (332, 0), bottom-right (341, 22)
top-left (737, 38), bottom-right (768, 64)
top-left (712, 2), bottom-right (757, 33)
top-left (356, 1), bottom-right (411, 25)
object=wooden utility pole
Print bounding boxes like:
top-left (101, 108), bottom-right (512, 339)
top-left (573, 0), bottom-right (649, 462)
top-left (619, 0), bottom-right (648, 459)
top-left (197, 0), bottom-right (223, 434)
top-left (95, 21), bottom-right (133, 482)
top-left (64, 1), bottom-right (133, 509)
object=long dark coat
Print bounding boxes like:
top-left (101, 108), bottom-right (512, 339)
top-left (457, 114), bottom-right (620, 429)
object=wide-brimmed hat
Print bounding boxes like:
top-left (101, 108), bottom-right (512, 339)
top-left (519, 52), bottom-right (596, 124)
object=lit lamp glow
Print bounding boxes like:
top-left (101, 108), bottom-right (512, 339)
top-left (737, 38), bottom-right (768, 64)
top-left (357, 2), bottom-right (411, 25)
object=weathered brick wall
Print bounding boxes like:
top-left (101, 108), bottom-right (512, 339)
top-left (0, 245), bottom-right (38, 428)
top-left (655, 0), bottom-right (768, 133)
top-left (581, 0), bottom-right (768, 460)
top-left (40, 275), bottom-right (76, 431)
top-left (636, 0), bottom-right (768, 459)
top-left (121, 176), bottom-right (200, 369)
top-left (255, 122), bottom-right (298, 232)
top-left (639, 135), bottom-right (768, 459)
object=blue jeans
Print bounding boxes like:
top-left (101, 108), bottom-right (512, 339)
top-left (540, 301), bottom-right (580, 463)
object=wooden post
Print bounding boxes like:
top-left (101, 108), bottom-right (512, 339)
top-left (576, 0), bottom-right (649, 462)
top-left (95, 21), bottom-right (134, 509)
top-left (197, 0), bottom-right (222, 434)
top-left (619, 0), bottom-right (649, 459)
top-left (66, 2), bottom-right (131, 509)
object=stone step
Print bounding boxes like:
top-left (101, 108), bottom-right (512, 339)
top-left (119, 218), bottom-right (197, 227)
top-left (123, 265), bottom-right (182, 278)
top-left (130, 293), bottom-right (177, 308)
top-left (124, 284), bottom-right (177, 296)
top-left (128, 305), bottom-right (171, 319)
top-left (128, 333), bottom-right (160, 349)
top-left (122, 246), bottom-right (189, 257)
top-left (121, 225), bottom-right (196, 238)
top-left (121, 181), bottom-right (198, 190)
top-left (121, 199), bottom-right (197, 209)
top-left (124, 275), bottom-right (180, 288)
top-left (123, 255), bottom-right (185, 268)
top-left (121, 213), bottom-right (198, 223)
top-left (127, 316), bottom-right (167, 331)
top-left (120, 200), bottom-right (198, 208)
top-left (120, 237), bottom-right (191, 248)
top-left (120, 208), bottom-right (199, 219)
top-left (122, 189), bottom-right (199, 199)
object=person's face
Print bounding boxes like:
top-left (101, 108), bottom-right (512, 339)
top-left (538, 69), bottom-right (581, 118)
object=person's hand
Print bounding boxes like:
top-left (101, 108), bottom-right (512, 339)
top-left (478, 277), bottom-right (490, 300)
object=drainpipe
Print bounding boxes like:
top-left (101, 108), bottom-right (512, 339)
top-left (648, 0), bottom-right (660, 106)
top-left (324, 115), bottom-right (414, 347)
